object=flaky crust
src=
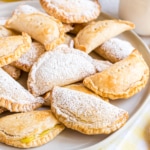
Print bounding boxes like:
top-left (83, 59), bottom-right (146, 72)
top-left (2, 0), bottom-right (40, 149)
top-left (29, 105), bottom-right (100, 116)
top-left (11, 42), bottom-right (45, 72)
top-left (0, 68), bottom-right (44, 112)
top-left (0, 32), bottom-right (31, 67)
top-left (51, 86), bottom-right (128, 135)
top-left (40, 0), bottom-right (101, 23)
top-left (0, 110), bottom-right (65, 148)
top-left (74, 19), bottom-right (135, 53)
top-left (83, 50), bottom-right (149, 100)
top-left (5, 5), bottom-right (65, 51)
top-left (27, 44), bottom-right (96, 96)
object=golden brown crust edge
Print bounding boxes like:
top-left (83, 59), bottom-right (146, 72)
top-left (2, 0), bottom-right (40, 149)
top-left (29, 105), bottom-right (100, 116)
top-left (0, 32), bottom-right (31, 67)
top-left (40, 0), bottom-right (101, 24)
top-left (83, 50), bottom-right (149, 100)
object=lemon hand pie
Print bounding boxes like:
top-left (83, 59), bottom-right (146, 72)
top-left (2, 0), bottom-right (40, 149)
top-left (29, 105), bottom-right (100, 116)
top-left (27, 44), bottom-right (96, 96)
top-left (0, 110), bottom-right (65, 148)
top-left (74, 19), bottom-right (135, 54)
top-left (5, 5), bottom-right (65, 51)
top-left (83, 50), bottom-right (149, 100)
top-left (51, 86), bottom-right (128, 135)
top-left (40, 0), bottom-right (101, 23)
top-left (0, 68), bottom-right (44, 112)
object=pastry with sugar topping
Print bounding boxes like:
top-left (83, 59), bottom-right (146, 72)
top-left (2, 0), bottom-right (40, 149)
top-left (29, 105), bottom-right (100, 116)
top-left (51, 86), bottom-right (128, 134)
top-left (40, 0), bottom-right (101, 23)
top-left (27, 44), bottom-right (96, 96)
top-left (95, 38), bottom-right (134, 63)
top-left (12, 42), bottom-right (46, 72)
top-left (0, 68), bottom-right (44, 112)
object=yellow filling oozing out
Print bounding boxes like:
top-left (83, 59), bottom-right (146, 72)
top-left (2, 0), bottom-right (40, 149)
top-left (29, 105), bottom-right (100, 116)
top-left (20, 124), bottom-right (61, 144)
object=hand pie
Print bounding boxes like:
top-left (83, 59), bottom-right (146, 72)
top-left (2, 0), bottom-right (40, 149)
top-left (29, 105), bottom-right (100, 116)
top-left (83, 50), bottom-right (149, 100)
top-left (0, 32), bottom-right (31, 67)
top-left (74, 20), bottom-right (135, 54)
top-left (5, 5), bottom-right (65, 51)
top-left (40, 0), bottom-right (101, 23)
top-left (0, 68), bottom-right (44, 112)
top-left (27, 44), bottom-right (96, 96)
top-left (95, 38), bottom-right (134, 63)
top-left (11, 42), bottom-right (46, 72)
top-left (43, 82), bottom-right (108, 106)
top-left (2, 64), bottom-right (21, 80)
top-left (51, 86), bottom-right (128, 135)
top-left (0, 110), bottom-right (65, 148)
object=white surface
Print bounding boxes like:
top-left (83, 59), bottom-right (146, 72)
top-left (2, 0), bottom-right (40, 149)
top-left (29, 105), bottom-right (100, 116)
top-left (0, 1), bottom-right (150, 150)
top-left (119, 0), bottom-right (150, 36)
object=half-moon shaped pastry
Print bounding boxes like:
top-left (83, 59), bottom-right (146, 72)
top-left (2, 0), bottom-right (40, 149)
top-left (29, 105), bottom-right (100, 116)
top-left (43, 82), bottom-right (108, 106)
top-left (0, 32), bottom-right (31, 67)
top-left (5, 5), bottom-right (65, 51)
top-left (83, 50), bottom-right (149, 100)
top-left (0, 68), bottom-right (44, 112)
top-left (0, 110), bottom-right (65, 148)
top-left (74, 19), bottom-right (135, 53)
top-left (95, 38), bottom-right (134, 63)
top-left (51, 86), bottom-right (128, 135)
top-left (40, 0), bottom-right (101, 23)
top-left (27, 44), bottom-right (96, 96)
top-left (11, 42), bottom-right (46, 72)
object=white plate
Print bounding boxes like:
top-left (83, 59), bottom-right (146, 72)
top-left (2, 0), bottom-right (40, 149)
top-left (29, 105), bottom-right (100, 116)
top-left (0, 1), bottom-right (150, 150)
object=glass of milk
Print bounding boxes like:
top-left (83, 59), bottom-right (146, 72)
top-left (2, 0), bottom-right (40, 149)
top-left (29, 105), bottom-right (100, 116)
top-left (119, 0), bottom-right (150, 36)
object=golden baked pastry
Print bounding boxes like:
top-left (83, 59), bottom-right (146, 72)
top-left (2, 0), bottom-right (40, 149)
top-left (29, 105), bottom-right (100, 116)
top-left (92, 58), bottom-right (112, 72)
top-left (27, 44), bottom-right (96, 96)
top-left (83, 50), bottom-right (149, 100)
top-left (2, 64), bottom-right (21, 80)
top-left (95, 38), bottom-right (134, 63)
top-left (51, 86), bottom-right (128, 135)
top-left (11, 42), bottom-right (45, 72)
top-left (40, 0), bottom-right (101, 23)
top-left (65, 83), bottom-right (109, 102)
top-left (43, 82), bottom-right (109, 106)
top-left (0, 68), bottom-right (44, 112)
top-left (74, 19), bottom-right (135, 53)
top-left (0, 32), bottom-right (31, 67)
top-left (0, 110), bottom-right (65, 148)
top-left (0, 25), bottom-right (17, 37)
top-left (5, 4), bottom-right (65, 51)
top-left (0, 107), bottom-right (7, 114)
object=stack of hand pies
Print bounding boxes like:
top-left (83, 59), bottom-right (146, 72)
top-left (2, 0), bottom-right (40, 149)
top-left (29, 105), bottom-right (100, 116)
top-left (0, 0), bottom-right (149, 148)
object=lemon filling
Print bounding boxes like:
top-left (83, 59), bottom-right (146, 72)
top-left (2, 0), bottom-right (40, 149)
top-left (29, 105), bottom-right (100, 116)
top-left (20, 124), bottom-right (61, 143)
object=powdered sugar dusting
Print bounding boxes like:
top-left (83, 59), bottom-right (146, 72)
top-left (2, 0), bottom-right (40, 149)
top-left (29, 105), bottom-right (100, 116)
top-left (101, 38), bottom-right (134, 62)
top-left (43, 0), bottom-right (100, 23)
top-left (93, 59), bottom-right (112, 72)
top-left (0, 68), bottom-right (43, 104)
top-left (28, 44), bottom-right (96, 96)
top-left (15, 42), bottom-right (45, 68)
top-left (51, 86), bottom-right (128, 131)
